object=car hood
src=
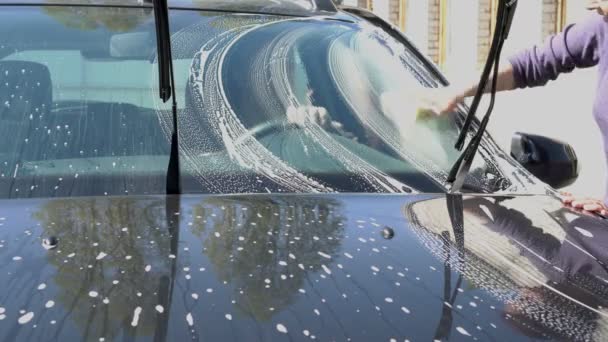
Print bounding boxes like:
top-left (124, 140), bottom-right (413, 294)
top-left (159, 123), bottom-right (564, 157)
top-left (0, 193), bottom-right (607, 341)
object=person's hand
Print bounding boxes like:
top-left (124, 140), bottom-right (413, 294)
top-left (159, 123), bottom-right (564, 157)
top-left (561, 191), bottom-right (608, 216)
top-left (415, 87), bottom-right (466, 117)
top-left (380, 87), bottom-right (466, 125)
top-left (286, 105), bottom-right (330, 128)
top-left (285, 105), bottom-right (357, 140)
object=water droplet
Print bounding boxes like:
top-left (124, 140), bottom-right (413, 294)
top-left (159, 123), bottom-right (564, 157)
top-left (89, 291), bottom-right (99, 298)
top-left (186, 313), bottom-right (194, 326)
top-left (155, 305), bottom-right (164, 313)
top-left (321, 265), bottom-right (331, 275)
top-left (276, 323), bottom-right (288, 334)
top-left (45, 300), bottom-right (55, 308)
top-left (131, 307), bottom-right (142, 327)
top-left (456, 327), bottom-right (471, 336)
top-left (575, 226), bottom-right (594, 238)
top-left (318, 251), bottom-right (331, 259)
top-left (225, 314), bottom-right (232, 321)
top-left (37, 283), bottom-right (46, 290)
top-left (18, 312), bottom-right (34, 324)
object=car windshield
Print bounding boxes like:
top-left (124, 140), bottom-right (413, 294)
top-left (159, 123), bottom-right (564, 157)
top-left (0, 4), bottom-right (541, 199)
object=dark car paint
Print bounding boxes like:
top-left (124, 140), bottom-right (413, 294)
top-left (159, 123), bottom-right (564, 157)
top-left (0, 193), bottom-right (607, 341)
top-left (0, 0), bottom-right (339, 16)
top-left (0, 2), bottom-right (602, 342)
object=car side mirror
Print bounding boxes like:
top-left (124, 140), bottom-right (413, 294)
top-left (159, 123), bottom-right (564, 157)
top-left (510, 132), bottom-right (579, 189)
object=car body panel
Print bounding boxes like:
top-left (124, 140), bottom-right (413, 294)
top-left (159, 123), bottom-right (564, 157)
top-left (0, 0), bottom-right (338, 16)
top-left (0, 193), bottom-right (607, 341)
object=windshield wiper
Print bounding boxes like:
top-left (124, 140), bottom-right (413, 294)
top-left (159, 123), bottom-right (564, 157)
top-left (150, 0), bottom-right (181, 195)
top-left (446, 0), bottom-right (517, 193)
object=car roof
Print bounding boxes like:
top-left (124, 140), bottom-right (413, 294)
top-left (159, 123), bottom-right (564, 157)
top-left (0, 0), bottom-right (339, 16)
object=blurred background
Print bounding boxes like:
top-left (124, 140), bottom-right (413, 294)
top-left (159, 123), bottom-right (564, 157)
top-left (336, 0), bottom-right (603, 198)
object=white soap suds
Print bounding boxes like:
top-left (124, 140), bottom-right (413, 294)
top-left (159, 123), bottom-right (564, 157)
top-left (186, 313), bottom-right (194, 326)
top-left (96, 252), bottom-right (107, 260)
top-left (456, 327), bottom-right (471, 336)
top-left (575, 226), bottom-right (594, 238)
top-left (131, 307), bottom-right (142, 327)
top-left (18, 312), bottom-right (34, 324)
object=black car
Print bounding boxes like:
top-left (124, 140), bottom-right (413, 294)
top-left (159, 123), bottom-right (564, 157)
top-left (0, 0), bottom-right (602, 341)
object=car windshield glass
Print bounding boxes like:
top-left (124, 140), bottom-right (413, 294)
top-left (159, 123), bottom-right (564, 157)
top-left (0, 5), bottom-right (540, 199)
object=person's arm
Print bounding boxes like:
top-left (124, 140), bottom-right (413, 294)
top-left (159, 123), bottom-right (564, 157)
top-left (458, 62), bottom-right (517, 98)
top-left (419, 64), bottom-right (516, 115)
top-left (428, 13), bottom-right (604, 115)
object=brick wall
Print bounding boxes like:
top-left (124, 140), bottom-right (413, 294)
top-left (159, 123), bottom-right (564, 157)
top-left (541, 0), bottom-right (560, 37)
top-left (427, 0), bottom-right (441, 64)
top-left (358, 0), bottom-right (562, 69)
top-left (476, 0), bottom-right (560, 68)
top-left (477, 0), bottom-right (492, 67)
top-left (357, 0), bottom-right (368, 9)
top-left (388, 0), bottom-right (401, 28)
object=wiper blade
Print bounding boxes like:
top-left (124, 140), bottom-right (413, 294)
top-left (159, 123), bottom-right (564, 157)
top-left (453, 0), bottom-right (517, 151)
top-left (150, 0), bottom-right (181, 194)
top-left (446, 0), bottom-right (517, 193)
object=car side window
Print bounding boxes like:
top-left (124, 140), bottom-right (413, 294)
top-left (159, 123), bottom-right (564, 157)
top-left (0, 7), bottom-right (172, 199)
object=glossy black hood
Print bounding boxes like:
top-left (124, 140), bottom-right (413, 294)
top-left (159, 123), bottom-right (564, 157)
top-left (0, 193), bottom-right (607, 341)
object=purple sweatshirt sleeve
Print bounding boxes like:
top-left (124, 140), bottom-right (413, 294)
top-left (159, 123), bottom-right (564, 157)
top-left (508, 14), bottom-right (605, 89)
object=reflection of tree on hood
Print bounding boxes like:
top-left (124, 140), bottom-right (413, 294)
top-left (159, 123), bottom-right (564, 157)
top-left (43, 2), bottom-right (151, 32)
top-left (33, 198), bottom-right (172, 341)
top-left (190, 197), bottom-right (345, 321)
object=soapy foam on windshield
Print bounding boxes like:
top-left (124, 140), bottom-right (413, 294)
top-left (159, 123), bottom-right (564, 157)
top-left (157, 16), bottom-right (419, 194)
